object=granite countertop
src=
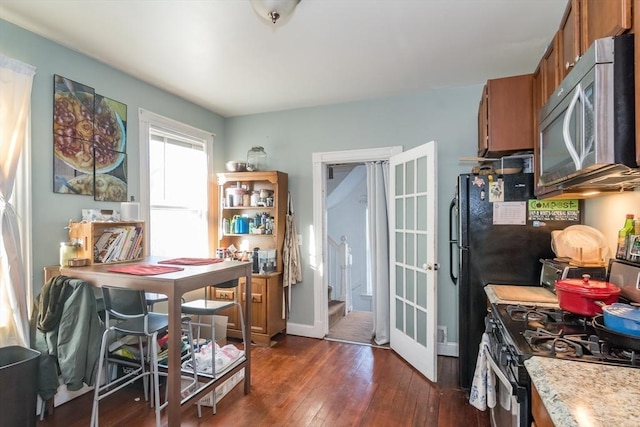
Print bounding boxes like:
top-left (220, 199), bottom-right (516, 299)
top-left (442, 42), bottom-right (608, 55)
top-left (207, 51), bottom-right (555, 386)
top-left (525, 357), bottom-right (640, 427)
top-left (484, 284), bottom-right (559, 308)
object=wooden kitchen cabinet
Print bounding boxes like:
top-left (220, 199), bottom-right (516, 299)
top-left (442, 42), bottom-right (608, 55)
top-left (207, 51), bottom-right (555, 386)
top-left (531, 382), bottom-right (555, 427)
top-left (557, 0), bottom-right (631, 81)
top-left (477, 74), bottom-right (534, 158)
top-left (559, 0), bottom-right (581, 79)
top-left (68, 220), bottom-right (145, 265)
top-left (214, 171), bottom-right (288, 346)
top-left (213, 274), bottom-right (285, 346)
top-left (210, 286), bottom-right (241, 330)
top-left (580, 0), bottom-right (632, 53)
top-left (216, 171), bottom-right (287, 272)
top-left (541, 34), bottom-right (560, 105)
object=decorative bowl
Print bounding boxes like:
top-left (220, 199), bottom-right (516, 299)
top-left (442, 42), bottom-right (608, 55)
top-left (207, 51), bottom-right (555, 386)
top-left (226, 161), bottom-right (247, 172)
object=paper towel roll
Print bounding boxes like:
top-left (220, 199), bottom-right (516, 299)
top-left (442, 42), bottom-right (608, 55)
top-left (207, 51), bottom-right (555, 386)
top-left (121, 199), bottom-right (140, 220)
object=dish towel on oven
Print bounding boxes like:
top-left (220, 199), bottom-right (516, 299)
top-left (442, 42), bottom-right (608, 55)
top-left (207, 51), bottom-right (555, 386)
top-left (469, 333), bottom-right (496, 411)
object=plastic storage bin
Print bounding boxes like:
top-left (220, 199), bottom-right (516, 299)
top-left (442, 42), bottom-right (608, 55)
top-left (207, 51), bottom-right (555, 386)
top-left (0, 346), bottom-right (40, 427)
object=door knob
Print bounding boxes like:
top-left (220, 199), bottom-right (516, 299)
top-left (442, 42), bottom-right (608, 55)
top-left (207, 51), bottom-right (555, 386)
top-left (424, 263), bottom-right (440, 270)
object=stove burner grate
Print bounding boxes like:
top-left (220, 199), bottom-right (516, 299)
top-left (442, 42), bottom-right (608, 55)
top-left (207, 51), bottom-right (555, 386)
top-left (505, 305), bottom-right (563, 323)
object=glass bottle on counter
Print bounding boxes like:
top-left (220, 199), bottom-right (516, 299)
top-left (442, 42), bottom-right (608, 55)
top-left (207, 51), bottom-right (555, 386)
top-left (615, 214), bottom-right (635, 259)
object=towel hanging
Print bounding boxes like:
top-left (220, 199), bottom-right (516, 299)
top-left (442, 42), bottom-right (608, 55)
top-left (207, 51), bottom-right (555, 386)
top-left (282, 192), bottom-right (302, 317)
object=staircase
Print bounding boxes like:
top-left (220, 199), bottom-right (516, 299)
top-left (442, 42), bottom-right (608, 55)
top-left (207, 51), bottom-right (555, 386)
top-left (328, 300), bottom-right (346, 329)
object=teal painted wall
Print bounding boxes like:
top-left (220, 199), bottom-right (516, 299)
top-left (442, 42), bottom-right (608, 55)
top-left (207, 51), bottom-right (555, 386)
top-left (224, 87), bottom-right (482, 338)
top-left (2, 17), bottom-right (496, 344)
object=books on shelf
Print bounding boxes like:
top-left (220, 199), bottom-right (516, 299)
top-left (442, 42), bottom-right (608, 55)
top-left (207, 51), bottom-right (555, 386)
top-left (93, 225), bottom-right (143, 263)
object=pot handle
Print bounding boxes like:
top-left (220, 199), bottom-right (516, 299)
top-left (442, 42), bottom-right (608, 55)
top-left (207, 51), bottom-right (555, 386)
top-left (594, 300), bottom-right (606, 308)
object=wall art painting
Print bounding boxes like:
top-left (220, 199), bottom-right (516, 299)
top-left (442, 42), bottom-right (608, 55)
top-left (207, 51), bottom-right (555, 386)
top-left (52, 75), bottom-right (128, 201)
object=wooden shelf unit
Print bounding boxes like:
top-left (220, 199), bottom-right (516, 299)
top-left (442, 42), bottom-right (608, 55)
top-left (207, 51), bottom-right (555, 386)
top-left (214, 171), bottom-right (288, 346)
top-left (68, 220), bottom-right (145, 265)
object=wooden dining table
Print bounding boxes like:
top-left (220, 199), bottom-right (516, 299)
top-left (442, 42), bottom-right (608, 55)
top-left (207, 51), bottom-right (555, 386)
top-left (61, 256), bottom-right (252, 427)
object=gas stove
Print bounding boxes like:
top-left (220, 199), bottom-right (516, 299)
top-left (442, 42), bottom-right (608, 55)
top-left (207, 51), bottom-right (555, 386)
top-left (482, 260), bottom-right (640, 427)
top-left (491, 303), bottom-right (640, 367)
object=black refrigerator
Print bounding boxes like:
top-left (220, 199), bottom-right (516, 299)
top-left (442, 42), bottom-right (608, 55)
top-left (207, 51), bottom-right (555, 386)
top-left (450, 173), bottom-right (581, 390)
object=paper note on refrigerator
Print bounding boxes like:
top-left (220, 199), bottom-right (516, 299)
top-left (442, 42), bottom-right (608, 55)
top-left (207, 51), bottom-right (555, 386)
top-left (492, 201), bottom-right (526, 225)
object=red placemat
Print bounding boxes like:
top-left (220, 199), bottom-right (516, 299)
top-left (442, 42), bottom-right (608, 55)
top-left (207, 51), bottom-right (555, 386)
top-left (107, 264), bottom-right (184, 276)
top-left (157, 258), bottom-right (224, 265)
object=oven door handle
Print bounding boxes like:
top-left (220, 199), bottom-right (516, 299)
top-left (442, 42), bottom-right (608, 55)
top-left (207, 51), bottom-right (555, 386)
top-left (486, 351), bottom-right (515, 398)
top-left (505, 363), bottom-right (528, 403)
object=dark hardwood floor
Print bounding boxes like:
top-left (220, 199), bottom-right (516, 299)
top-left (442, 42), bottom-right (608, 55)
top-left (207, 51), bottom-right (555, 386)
top-left (37, 335), bottom-right (490, 427)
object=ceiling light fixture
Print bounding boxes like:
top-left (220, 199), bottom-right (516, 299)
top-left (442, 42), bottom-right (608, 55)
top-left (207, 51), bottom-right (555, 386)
top-left (250, 0), bottom-right (301, 24)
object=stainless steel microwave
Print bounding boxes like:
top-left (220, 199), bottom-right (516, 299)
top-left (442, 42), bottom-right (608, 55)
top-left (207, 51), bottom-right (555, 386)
top-left (538, 34), bottom-right (637, 190)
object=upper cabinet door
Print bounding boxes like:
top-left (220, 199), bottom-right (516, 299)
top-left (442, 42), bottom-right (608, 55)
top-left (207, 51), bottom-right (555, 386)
top-left (477, 85), bottom-right (488, 157)
top-left (581, 0), bottom-right (632, 52)
top-left (478, 74), bottom-right (534, 158)
top-left (559, 0), bottom-right (581, 79)
top-left (542, 34), bottom-right (560, 104)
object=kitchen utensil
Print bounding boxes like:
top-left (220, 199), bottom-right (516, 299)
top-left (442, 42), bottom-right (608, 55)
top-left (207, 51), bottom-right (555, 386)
top-left (225, 187), bottom-right (246, 207)
top-left (555, 274), bottom-right (621, 316)
top-left (595, 301), bottom-right (640, 337)
top-left (592, 315), bottom-right (640, 352)
top-left (551, 225), bottom-right (609, 264)
top-left (225, 160), bottom-right (247, 172)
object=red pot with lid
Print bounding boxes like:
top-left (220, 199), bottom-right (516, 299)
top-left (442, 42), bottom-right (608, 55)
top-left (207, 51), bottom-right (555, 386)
top-left (555, 274), bottom-right (621, 316)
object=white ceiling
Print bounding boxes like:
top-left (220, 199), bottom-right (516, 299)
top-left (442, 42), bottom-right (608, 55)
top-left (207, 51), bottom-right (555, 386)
top-left (0, 0), bottom-right (567, 118)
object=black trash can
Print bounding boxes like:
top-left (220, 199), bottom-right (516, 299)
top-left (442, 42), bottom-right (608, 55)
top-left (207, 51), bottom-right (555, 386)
top-left (0, 346), bottom-right (40, 427)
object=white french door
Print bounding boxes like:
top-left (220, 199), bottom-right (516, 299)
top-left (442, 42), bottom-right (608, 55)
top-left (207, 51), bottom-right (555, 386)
top-left (389, 141), bottom-right (438, 382)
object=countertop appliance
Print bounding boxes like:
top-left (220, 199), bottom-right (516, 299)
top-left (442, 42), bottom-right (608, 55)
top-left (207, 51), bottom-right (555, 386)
top-left (538, 34), bottom-right (639, 193)
top-left (450, 173), bottom-right (581, 390)
top-left (484, 259), bottom-right (640, 427)
top-left (539, 258), bottom-right (607, 293)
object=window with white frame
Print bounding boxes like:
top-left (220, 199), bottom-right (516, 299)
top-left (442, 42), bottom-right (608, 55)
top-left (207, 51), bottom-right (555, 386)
top-left (139, 110), bottom-right (214, 257)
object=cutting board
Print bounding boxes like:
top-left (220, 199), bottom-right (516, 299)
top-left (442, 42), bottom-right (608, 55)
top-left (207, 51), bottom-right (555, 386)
top-left (491, 285), bottom-right (558, 303)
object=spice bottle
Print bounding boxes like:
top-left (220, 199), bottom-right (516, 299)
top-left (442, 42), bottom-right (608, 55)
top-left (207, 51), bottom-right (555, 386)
top-left (252, 247), bottom-right (260, 273)
top-left (615, 214), bottom-right (635, 259)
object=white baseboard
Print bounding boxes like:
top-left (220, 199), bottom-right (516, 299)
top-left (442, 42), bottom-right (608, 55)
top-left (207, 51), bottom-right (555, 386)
top-left (287, 321), bottom-right (460, 359)
top-left (437, 341), bottom-right (459, 357)
top-left (286, 321), bottom-right (324, 339)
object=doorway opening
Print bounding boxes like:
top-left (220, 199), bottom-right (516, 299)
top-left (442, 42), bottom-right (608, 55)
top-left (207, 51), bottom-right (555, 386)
top-left (311, 146), bottom-right (402, 347)
top-left (324, 163), bottom-right (374, 345)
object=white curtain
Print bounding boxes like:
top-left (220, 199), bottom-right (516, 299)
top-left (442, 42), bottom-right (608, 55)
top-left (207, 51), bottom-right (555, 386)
top-left (366, 161), bottom-right (390, 345)
top-left (0, 55), bottom-right (36, 348)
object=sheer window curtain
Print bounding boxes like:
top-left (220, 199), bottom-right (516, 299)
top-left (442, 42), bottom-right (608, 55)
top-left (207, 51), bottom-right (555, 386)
top-left (0, 55), bottom-right (36, 347)
top-left (366, 161), bottom-right (390, 345)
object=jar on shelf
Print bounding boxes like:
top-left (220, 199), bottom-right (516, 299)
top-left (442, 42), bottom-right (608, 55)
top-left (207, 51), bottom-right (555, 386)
top-left (250, 191), bottom-right (260, 207)
top-left (246, 146), bottom-right (267, 171)
top-left (59, 241), bottom-right (78, 267)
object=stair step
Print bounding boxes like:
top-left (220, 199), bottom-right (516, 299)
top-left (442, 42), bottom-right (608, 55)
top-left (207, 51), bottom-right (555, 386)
top-left (328, 300), bottom-right (345, 329)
